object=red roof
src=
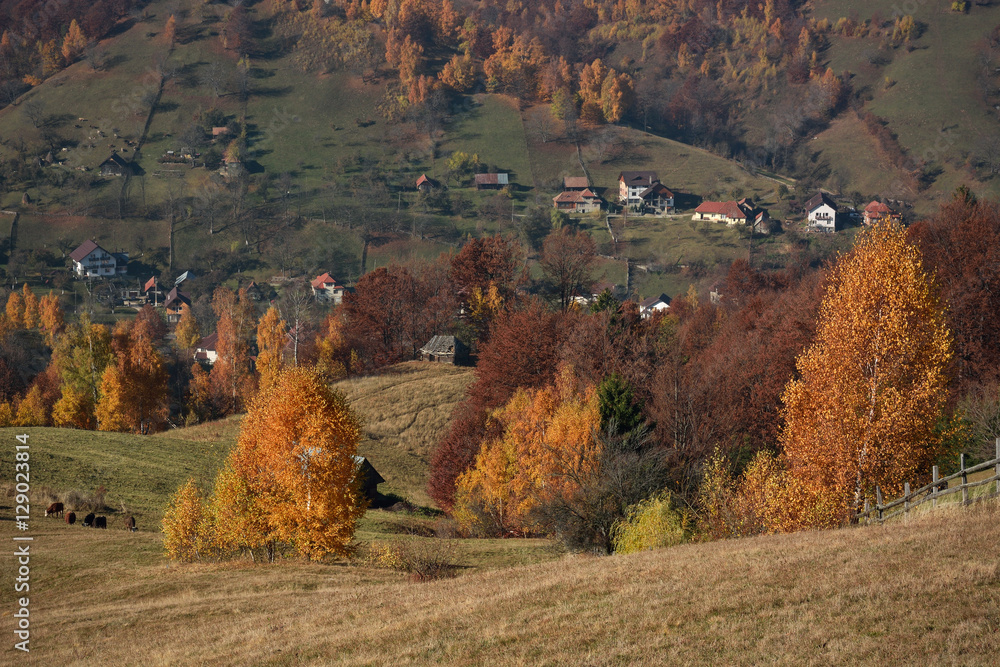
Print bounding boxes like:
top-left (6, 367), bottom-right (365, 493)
top-left (69, 239), bottom-right (102, 262)
top-left (553, 188), bottom-right (600, 204)
top-left (163, 287), bottom-right (190, 310)
top-left (639, 183), bottom-right (674, 199)
top-left (196, 332), bottom-right (218, 351)
top-left (695, 201), bottom-right (746, 220)
top-left (311, 272), bottom-right (341, 290)
top-left (564, 176), bottom-right (589, 189)
top-left (144, 276), bottom-right (157, 293)
top-left (416, 174), bottom-right (431, 187)
top-left (864, 200), bottom-right (893, 214)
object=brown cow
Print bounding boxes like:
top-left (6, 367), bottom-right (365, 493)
top-left (123, 516), bottom-right (136, 532)
top-left (45, 502), bottom-right (64, 518)
top-left (65, 512), bottom-right (76, 525)
top-left (82, 513), bottom-right (95, 527)
top-left (94, 516), bottom-right (107, 529)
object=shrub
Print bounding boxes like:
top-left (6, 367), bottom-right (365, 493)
top-left (612, 491), bottom-right (690, 554)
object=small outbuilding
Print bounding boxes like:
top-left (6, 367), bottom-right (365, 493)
top-left (419, 335), bottom-right (469, 364)
top-left (99, 152), bottom-right (132, 177)
top-left (353, 456), bottom-right (385, 503)
top-left (474, 173), bottom-right (509, 190)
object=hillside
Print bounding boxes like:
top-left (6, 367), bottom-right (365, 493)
top-left (3, 490), bottom-right (997, 664)
top-left (0, 362), bottom-right (472, 529)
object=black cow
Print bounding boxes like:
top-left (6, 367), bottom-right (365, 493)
top-left (83, 513), bottom-right (95, 527)
top-left (65, 512), bottom-right (76, 525)
top-left (123, 516), bottom-right (136, 532)
top-left (94, 516), bottom-right (107, 529)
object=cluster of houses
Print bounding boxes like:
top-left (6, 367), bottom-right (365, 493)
top-left (549, 171), bottom-right (675, 215)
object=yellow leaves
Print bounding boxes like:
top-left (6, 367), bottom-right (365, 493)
top-left (780, 221), bottom-right (951, 516)
top-left (162, 479), bottom-right (207, 562)
top-left (228, 367), bottom-right (365, 560)
top-left (255, 306), bottom-right (286, 394)
top-left (455, 371), bottom-right (600, 536)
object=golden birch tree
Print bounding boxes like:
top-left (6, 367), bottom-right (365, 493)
top-left (228, 367), bottom-right (365, 560)
top-left (255, 306), bottom-right (286, 394)
top-left (780, 221), bottom-right (952, 520)
top-left (20, 284), bottom-right (39, 329)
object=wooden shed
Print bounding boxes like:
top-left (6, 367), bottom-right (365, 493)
top-left (419, 335), bottom-right (469, 364)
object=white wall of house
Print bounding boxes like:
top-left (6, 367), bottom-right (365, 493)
top-left (809, 204), bottom-right (837, 230)
top-left (74, 250), bottom-right (116, 278)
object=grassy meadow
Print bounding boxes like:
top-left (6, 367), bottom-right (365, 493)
top-left (1, 485), bottom-right (998, 664)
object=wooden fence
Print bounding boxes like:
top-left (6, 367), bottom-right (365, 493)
top-left (857, 438), bottom-right (1000, 524)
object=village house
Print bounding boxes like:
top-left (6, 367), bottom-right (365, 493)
top-left (553, 188), bottom-right (602, 213)
top-left (638, 182), bottom-right (675, 213)
top-left (419, 335), bottom-right (469, 365)
top-left (474, 173), bottom-right (509, 190)
top-left (639, 293), bottom-right (672, 317)
top-left (416, 174), bottom-right (438, 192)
top-left (194, 332), bottom-right (218, 365)
top-left (311, 272), bottom-right (346, 304)
top-left (694, 198), bottom-right (767, 228)
top-left (563, 176), bottom-right (590, 190)
top-left (806, 192), bottom-right (839, 232)
top-left (863, 200), bottom-right (902, 226)
top-left (618, 171), bottom-right (660, 205)
top-left (69, 240), bottom-right (128, 278)
top-left (163, 287), bottom-right (191, 324)
top-left (98, 152), bottom-right (132, 177)
top-left (692, 200), bottom-right (748, 225)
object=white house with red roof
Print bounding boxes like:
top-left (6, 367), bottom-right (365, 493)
top-left (692, 201), bottom-right (748, 225)
top-left (862, 200), bottom-right (902, 226)
top-left (69, 240), bottom-right (128, 278)
top-left (311, 272), bottom-right (346, 304)
top-left (194, 332), bottom-right (218, 365)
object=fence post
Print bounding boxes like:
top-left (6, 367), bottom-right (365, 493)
top-left (961, 453), bottom-right (969, 505)
top-left (876, 485), bottom-right (883, 523)
top-left (996, 438), bottom-right (1000, 496)
top-left (932, 465), bottom-right (939, 509)
top-left (904, 482), bottom-right (910, 514)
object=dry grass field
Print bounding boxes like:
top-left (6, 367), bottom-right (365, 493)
top-left (2, 497), bottom-right (998, 665)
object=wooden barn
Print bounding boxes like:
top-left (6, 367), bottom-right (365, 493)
top-left (419, 335), bottom-right (469, 364)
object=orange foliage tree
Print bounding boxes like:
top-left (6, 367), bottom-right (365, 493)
top-left (5, 291), bottom-right (23, 328)
top-left (162, 479), bottom-right (207, 562)
top-left (39, 291), bottom-right (64, 344)
top-left (173, 303), bottom-right (201, 352)
top-left (454, 369), bottom-right (601, 536)
top-left (20, 285), bottom-right (39, 328)
top-left (61, 20), bottom-right (87, 63)
top-left (209, 287), bottom-right (257, 415)
top-left (95, 320), bottom-right (169, 433)
top-left (780, 221), bottom-right (952, 520)
top-left (226, 367), bottom-right (366, 560)
top-left (255, 305), bottom-right (287, 394)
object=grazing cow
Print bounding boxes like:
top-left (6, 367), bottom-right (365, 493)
top-left (45, 502), bottom-right (64, 518)
top-left (65, 512), bottom-right (76, 525)
top-left (123, 516), bottom-right (136, 532)
top-left (95, 516), bottom-right (107, 529)
top-left (83, 513), bottom-right (95, 527)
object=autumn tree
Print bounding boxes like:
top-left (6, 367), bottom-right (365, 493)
top-left (162, 479), bottom-right (207, 562)
top-left (39, 292), bottom-right (64, 344)
top-left (313, 312), bottom-right (350, 382)
top-left (540, 226), bottom-right (597, 311)
top-left (226, 368), bottom-right (366, 560)
top-left (781, 222), bottom-right (952, 521)
top-left (95, 319), bottom-right (170, 433)
top-left (164, 14), bottom-right (177, 50)
top-left (5, 291), bottom-right (23, 328)
top-left (256, 306), bottom-right (287, 394)
top-left (454, 369), bottom-right (601, 537)
top-left (20, 284), bottom-right (39, 328)
top-left (61, 20), bottom-right (87, 63)
top-left (174, 303), bottom-right (201, 352)
top-left (429, 300), bottom-right (565, 510)
top-left (51, 313), bottom-right (113, 425)
top-left (210, 287), bottom-right (257, 415)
